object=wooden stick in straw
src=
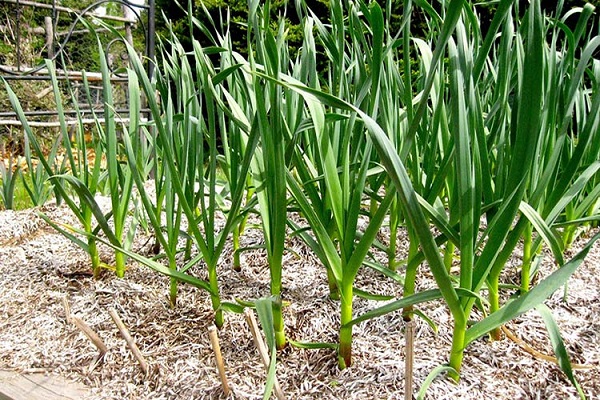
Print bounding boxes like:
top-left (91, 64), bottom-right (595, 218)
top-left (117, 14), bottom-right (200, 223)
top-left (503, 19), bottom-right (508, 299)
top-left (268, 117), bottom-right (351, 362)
top-left (501, 325), bottom-right (593, 370)
top-left (208, 325), bottom-right (231, 396)
top-left (243, 308), bottom-right (285, 400)
top-left (108, 308), bottom-right (149, 375)
top-left (404, 319), bottom-right (415, 400)
top-left (71, 316), bottom-right (108, 355)
top-left (61, 296), bottom-right (72, 324)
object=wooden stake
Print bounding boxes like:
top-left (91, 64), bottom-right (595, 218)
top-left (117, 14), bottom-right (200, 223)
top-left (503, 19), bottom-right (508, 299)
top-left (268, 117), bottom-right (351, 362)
top-left (61, 296), bottom-right (72, 324)
top-left (44, 16), bottom-right (53, 59)
top-left (71, 316), bottom-right (108, 355)
top-left (208, 325), bottom-right (230, 396)
top-left (244, 309), bottom-right (285, 400)
top-left (404, 319), bottom-right (415, 400)
top-left (108, 308), bottom-right (149, 375)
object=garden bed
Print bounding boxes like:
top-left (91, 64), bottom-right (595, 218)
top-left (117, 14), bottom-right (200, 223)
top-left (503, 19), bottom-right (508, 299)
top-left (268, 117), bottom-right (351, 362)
top-left (0, 201), bottom-right (599, 399)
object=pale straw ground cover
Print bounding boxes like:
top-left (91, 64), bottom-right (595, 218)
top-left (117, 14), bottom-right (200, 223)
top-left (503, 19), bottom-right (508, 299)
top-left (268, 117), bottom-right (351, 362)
top-left (0, 201), bottom-right (598, 399)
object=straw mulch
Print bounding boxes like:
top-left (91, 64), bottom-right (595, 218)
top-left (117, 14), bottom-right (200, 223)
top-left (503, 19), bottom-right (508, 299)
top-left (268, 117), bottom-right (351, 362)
top-left (0, 199), bottom-right (598, 399)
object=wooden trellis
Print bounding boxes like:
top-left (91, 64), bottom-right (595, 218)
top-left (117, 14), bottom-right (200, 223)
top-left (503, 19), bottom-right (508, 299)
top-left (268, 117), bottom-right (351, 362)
top-left (0, 0), bottom-right (155, 128)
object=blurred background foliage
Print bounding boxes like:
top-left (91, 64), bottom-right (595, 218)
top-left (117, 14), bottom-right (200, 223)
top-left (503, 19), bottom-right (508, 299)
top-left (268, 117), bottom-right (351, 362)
top-left (154, 0), bottom-right (600, 85)
top-left (155, 0), bottom-right (600, 52)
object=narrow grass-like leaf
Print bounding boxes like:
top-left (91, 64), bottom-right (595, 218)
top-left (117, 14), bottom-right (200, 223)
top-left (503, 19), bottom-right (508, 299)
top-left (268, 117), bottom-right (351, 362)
top-left (416, 365), bottom-right (459, 400)
top-left (48, 174), bottom-right (120, 246)
top-left (519, 202), bottom-right (565, 266)
top-left (465, 230), bottom-right (600, 345)
top-left (288, 340), bottom-right (338, 350)
top-left (254, 298), bottom-right (278, 400)
top-left (537, 304), bottom-right (586, 399)
top-left (37, 214), bottom-right (90, 252)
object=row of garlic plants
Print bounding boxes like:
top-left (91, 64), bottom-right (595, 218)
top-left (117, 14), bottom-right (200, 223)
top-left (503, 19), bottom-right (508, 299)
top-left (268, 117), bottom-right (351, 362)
top-left (3, 0), bottom-right (600, 396)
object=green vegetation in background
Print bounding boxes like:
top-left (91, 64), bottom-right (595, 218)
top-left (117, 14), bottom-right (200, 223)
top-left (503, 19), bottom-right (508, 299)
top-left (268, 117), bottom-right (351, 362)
top-left (155, 0), bottom-right (600, 63)
top-left (156, 0), bottom-right (318, 56)
top-left (0, 170), bottom-right (54, 211)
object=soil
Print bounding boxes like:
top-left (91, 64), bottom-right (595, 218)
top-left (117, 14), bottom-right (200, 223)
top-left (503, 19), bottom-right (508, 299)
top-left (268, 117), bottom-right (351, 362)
top-left (0, 198), bottom-right (599, 399)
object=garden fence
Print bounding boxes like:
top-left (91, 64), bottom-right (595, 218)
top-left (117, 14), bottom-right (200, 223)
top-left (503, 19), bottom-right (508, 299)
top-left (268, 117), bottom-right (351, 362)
top-left (0, 0), bottom-right (154, 138)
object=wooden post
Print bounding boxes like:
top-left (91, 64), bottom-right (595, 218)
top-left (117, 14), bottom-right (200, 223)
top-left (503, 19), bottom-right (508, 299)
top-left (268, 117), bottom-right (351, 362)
top-left (44, 16), bottom-right (53, 59)
top-left (108, 308), bottom-right (149, 375)
top-left (208, 325), bottom-right (230, 396)
top-left (244, 309), bottom-right (285, 400)
top-left (71, 316), bottom-right (108, 356)
top-left (121, 4), bottom-right (134, 49)
top-left (404, 319), bottom-right (415, 400)
top-left (16, 0), bottom-right (21, 71)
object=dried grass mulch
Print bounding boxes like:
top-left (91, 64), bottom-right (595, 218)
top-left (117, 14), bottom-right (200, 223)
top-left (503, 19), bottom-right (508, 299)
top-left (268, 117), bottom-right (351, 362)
top-left (0, 200), bottom-right (599, 399)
